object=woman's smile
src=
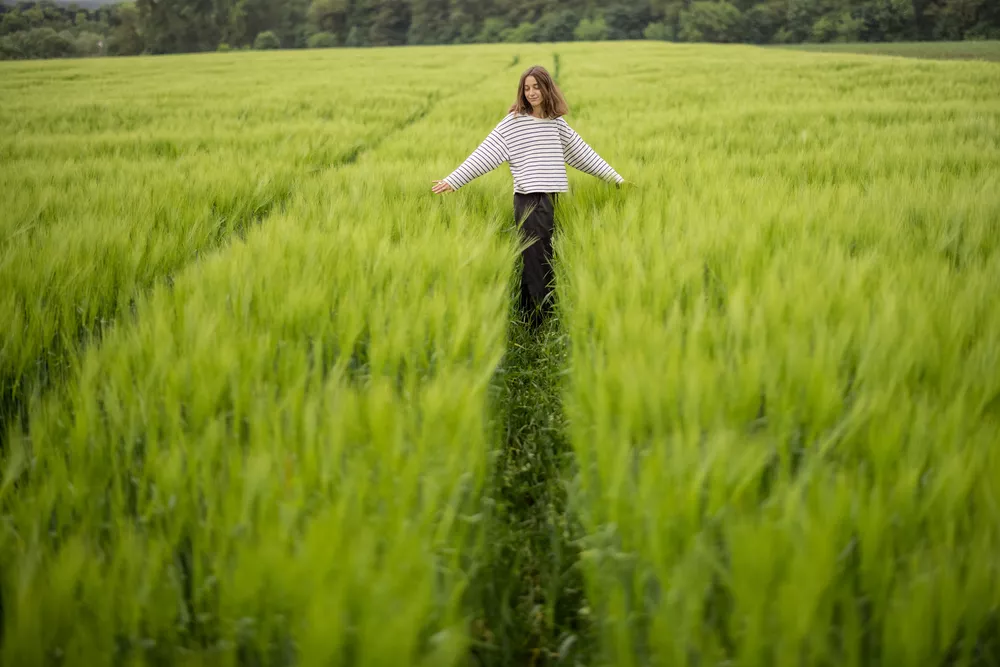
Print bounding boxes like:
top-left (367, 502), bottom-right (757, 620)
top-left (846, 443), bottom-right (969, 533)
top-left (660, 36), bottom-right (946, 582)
top-left (524, 75), bottom-right (542, 108)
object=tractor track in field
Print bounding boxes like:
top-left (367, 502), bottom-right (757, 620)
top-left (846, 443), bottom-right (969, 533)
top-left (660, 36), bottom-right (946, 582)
top-left (0, 54), bottom-right (523, 452)
top-left (471, 314), bottom-right (593, 667)
top-left (468, 51), bottom-right (595, 667)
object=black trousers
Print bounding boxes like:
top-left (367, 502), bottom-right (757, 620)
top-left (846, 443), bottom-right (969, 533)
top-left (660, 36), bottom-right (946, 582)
top-left (514, 192), bottom-right (558, 327)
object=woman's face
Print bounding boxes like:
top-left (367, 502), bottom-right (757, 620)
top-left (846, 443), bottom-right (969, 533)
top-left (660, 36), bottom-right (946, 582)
top-left (524, 75), bottom-right (543, 109)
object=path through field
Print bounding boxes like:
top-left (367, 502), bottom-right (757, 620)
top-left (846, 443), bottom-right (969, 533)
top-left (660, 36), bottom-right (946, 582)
top-left (2, 42), bottom-right (999, 667)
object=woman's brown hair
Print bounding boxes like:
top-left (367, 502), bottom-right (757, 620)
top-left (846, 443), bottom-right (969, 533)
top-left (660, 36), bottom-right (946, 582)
top-left (509, 65), bottom-right (569, 119)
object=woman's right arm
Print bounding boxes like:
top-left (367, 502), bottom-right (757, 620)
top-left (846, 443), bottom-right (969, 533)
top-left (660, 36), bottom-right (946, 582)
top-left (435, 125), bottom-right (509, 193)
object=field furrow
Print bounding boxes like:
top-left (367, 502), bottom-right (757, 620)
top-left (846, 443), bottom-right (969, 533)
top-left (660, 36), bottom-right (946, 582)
top-left (472, 314), bottom-right (592, 666)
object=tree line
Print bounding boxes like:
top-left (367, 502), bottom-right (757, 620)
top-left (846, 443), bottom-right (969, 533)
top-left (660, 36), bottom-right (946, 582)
top-left (2, 0), bottom-right (998, 60)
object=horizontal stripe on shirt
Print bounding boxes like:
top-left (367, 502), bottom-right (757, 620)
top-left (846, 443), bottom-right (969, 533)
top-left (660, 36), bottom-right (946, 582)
top-left (443, 112), bottom-right (623, 195)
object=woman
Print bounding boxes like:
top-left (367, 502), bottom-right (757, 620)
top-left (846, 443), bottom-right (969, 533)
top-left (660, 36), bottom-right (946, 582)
top-left (432, 65), bottom-right (624, 328)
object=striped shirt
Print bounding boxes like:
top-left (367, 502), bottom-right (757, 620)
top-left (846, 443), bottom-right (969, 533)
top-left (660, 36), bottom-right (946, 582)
top-left (443, 112), bottom-right (624, 194)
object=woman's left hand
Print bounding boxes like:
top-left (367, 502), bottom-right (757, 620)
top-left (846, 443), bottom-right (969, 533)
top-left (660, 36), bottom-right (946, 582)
top-left (432, 180), bottom-right (454, 194)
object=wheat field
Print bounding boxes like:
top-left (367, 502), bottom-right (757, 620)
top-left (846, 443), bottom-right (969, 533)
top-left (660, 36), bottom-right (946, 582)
top-left (1, 42), bottom-right (998, 666)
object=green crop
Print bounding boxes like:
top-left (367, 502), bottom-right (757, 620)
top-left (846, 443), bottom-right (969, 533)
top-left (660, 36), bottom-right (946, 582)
top-left (553, 43), bottom-right (1000, 667)
top-left (0, 48), bottom-right (507, 434)
top-left (2, 41), bottom-right (999, 667)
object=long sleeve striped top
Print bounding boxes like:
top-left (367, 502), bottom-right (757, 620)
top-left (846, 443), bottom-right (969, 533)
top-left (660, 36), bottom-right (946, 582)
top-left (443, 112), bottom-right (624, 194)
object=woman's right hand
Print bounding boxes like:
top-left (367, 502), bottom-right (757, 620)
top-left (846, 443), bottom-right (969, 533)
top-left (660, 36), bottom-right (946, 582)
top-left (431, 179), bottom-right (454, 194)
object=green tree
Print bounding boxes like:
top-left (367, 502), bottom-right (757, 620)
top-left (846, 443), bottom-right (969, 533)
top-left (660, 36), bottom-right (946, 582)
top-left (274, 0), bottom-right (310, 47)
top-left (307, 29), bottom-right (338, 45)
top-left (344, 23), bottom-right (366, 45)
top-left (476, 16), bottom-right (507, 41)
top-left (253, 28), bottom-right (280, 47)
top-left (858, 0), bottom-right (915, 40)
top-left (408, 0), bottom-right (452, 44)
top-left (136, 0), bottom-right (224, 53)
top-left (744, 2), bottom-right (783, 42)
top-left (604, 2), bottom-right (652, 39)
top-left (0, 33), bottom-right (26, 59)
top-left (502, 20), bottom-right (537, 42)
top-left (783, 0), bottom-right (819, 41)
top-left (678, 1), bottom-right (743, 42)
top-left (227, 0), bottom-right (278, 47)
top-left (75, 29), bottom-right (104, 54)
top-left (449, 0), bottom-right (481, 43)
top-left (574, 16), bottom-right (609, 39)
top-left (307, 0), bottom-right (348, 39)
top-left (925, 0), bottom-right (986, 39)
top-left (106, 2), bottom-right (143, 55)
top-left (28, 26), bottom-right (76, 57)
top-left (1, 9), bottom-right (30, 36)
top-left (536, 9), bottom-right (578, 41)
top-left (643, 19), bottom-right (672, 38)
top-left (650, 0), bottom-right (688, 42)
top-left (369, 0), bottom-right (408, 45)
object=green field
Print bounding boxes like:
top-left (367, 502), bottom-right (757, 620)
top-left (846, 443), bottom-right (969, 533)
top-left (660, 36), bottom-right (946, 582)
top-left (777, 39), bottom-right (1000, 62)
top-left (2, 42), bottom-right (999, 666)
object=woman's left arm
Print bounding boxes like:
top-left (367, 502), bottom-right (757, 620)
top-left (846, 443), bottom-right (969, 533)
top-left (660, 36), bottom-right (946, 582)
top-left (558, 119), bottom-right (625, 186)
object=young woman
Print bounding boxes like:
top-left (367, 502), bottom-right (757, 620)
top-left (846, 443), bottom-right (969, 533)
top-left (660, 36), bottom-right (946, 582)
top-left (432, 65), bottom-right (624, 328)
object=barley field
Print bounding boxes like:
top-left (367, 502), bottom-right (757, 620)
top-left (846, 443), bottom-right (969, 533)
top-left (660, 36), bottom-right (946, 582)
top-left (1, 42), bottom-right (999, 667)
